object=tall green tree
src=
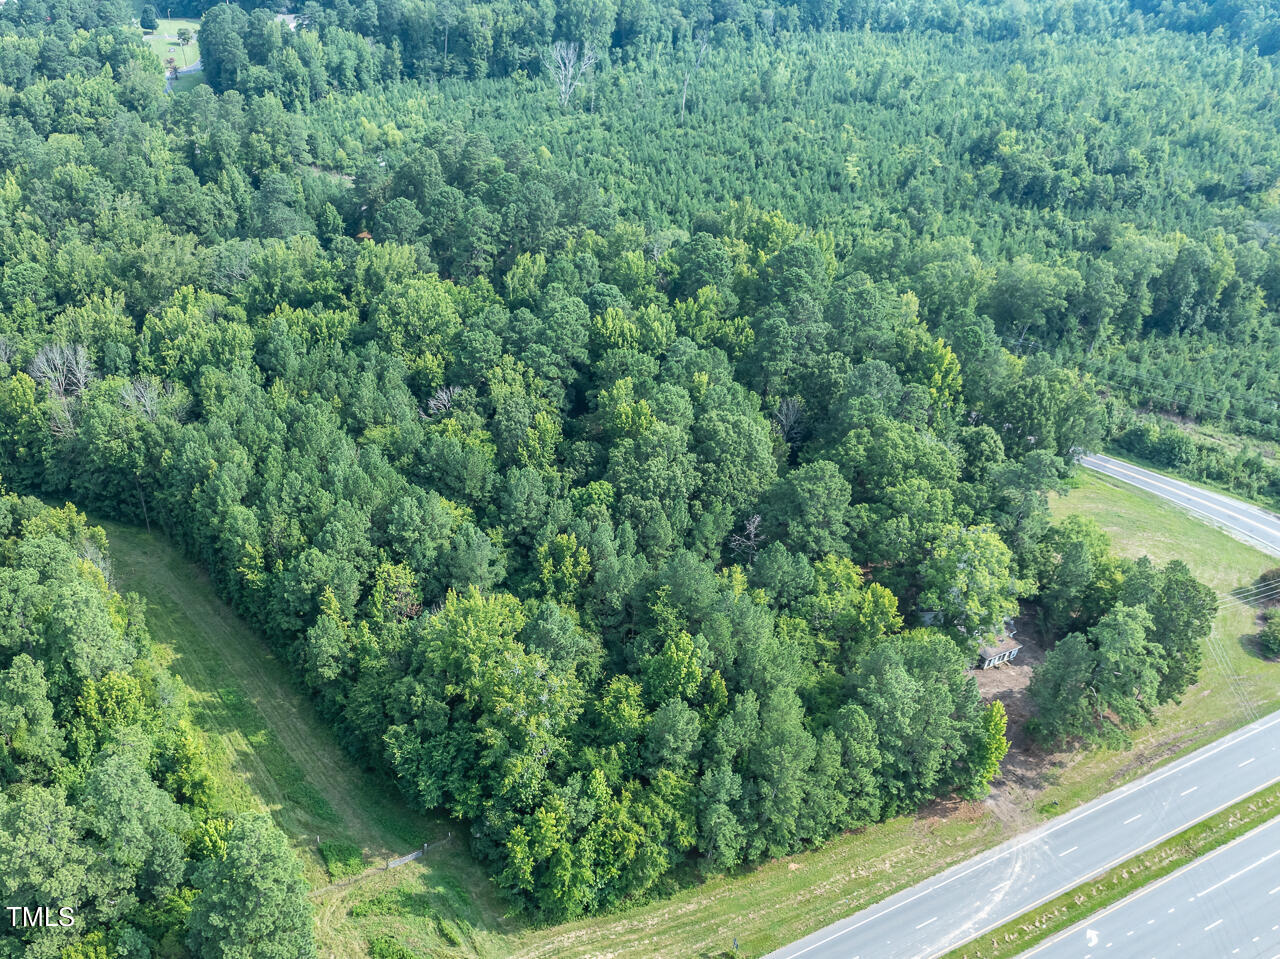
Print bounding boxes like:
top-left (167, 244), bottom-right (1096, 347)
top-left (186, 814), bottom-right (314, 959)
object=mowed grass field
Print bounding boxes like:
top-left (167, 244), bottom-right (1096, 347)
top-left (141, 17), bottom-right (200, 69)
top-left (92, 465), bottom-right (1280, 959)
top-left (97, 521), bottom-right (519, 958)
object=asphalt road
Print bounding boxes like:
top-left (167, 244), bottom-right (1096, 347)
top-left (1023, 816), bottom-right (1280, 959)
top-left (1081, 453), bottom-right (1280, 558)
top-left (763, 709), bottom-right (1280, 959)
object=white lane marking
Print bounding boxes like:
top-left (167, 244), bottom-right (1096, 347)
top-left (1084, 457), bottom-right (1280, 541)
top-left (774, 710), bottom-right (1280, 959)
top-left (1181, 787), bottom-right (1198, 797)
top-left (915, 917), bottom-right (936, 929)
top-left (1059, 846), bottom-right (1078, 857)
top-left (1022, 819), bottom-right (1280, 958)
top-left (1196, 843), bottom-right (1280, 898)
top-left (1239, 758), bottom-right (1255, 768)
top-left (1123, 814), bottom-right (1142, 825)
top-left (1205, 919), bottom-right (1224, 931)
top-left (1270, 885), bottom-right (1280, 895)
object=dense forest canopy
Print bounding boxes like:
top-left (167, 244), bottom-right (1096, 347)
top-left (0, 0), bottom-right (1247, 953)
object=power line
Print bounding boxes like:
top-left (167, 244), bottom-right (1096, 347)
top-left (1217, 585), bottom-right (1280, 610)
top-left (1219, 585), bottom-right (1280, 609)
top-left (1003, 335), bottom-right (1280, 410)
top-left (1095, 365), bottom-right (1280, 422)
top-left (1220, 578), bottom-right (1280, 600)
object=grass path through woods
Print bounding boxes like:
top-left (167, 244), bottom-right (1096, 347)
top-left (97, 522), bottom-right (456, 871)
top-left (99, 520), bottom-right (515, 957)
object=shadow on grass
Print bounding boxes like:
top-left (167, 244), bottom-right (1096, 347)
top-left (1228, 566), bottom-right (1280, 611)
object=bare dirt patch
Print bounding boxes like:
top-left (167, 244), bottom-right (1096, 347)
top-left (970, 616), bottom-right (1066, 829)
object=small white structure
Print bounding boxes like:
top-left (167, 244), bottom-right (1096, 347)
top-left (977, 635), bottom-right (1022, 669)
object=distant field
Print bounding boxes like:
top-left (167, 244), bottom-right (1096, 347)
top-left (99, 520), bottom-right (516, 958)
top-left (169, 70), bottom-right (206, 94)
top-left (141, 17), bottom-right (200, 69)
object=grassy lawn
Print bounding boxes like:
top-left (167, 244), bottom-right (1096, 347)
top-left (97, 520), bottom-right (518, 958)
top-left (1054, 470), bottom-right (1279, 718)
top-left (90, 466), bottom-right (1280, 959)
top-left (141, 17), bottom-right (200, 69)
top-left (169, 70), bottom-right (206, 94)
top-left (1017, 469), bottom-right (1280, 817)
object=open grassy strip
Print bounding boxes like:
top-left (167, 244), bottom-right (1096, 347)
top-left (1035, 470), bottom-right (1280, 813)
top-left (96, 519), bottom-right (517, 957)
top-left (169, 71), bottom-right (206, 94)
top-left (1053, 472), bottom-right (1280, 717)
top-left (936, 780), bottom-right (1280, 959)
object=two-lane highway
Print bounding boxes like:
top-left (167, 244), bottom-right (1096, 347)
top-left (1081, 453), bottom-right (1280, 557)
top-left (764, 710), bottom-right (1280, 959)
top-left (1024, 816), bottom-right (1280, 959)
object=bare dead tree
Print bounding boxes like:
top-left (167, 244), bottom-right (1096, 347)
top-left (30, 342), bottom-right (80, 397)
top-left (728, 514), bottom-right (765, 559)
top-left (30, 343), bottom-right (92, 436)
top-left (543, 40), bottom-right (598, 108)
top-left (772, 395), bottom-right (804, 446)
top-left (120, 378), bottom-right (191, 423)
top-left (66, 345), bottom-right (92, 396)
top-left (122, 378), bottom-right (162, 421)
top-left (422, 384), bottom-right (463, 416)
top-left (78, 539), bottom-right (116, 590)
top-left (0, 336), bottom-right (13, 366)
top-left (680, 31), bottom-right (710, 121)
top-left (164, 381), bottom-right (192, 423)
top-left (47, 396), bottom-right (77, 438)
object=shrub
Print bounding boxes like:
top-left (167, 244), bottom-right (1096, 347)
top-left (1260, 611), bottom-right (1280, 660)
top-left (319, 839), bottom-right (366, 880)
top-left (368, 936), bottom-right (420, 959)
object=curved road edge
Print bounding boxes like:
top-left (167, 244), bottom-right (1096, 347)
top-left (1080, 452), bottom-right (1280, 558)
